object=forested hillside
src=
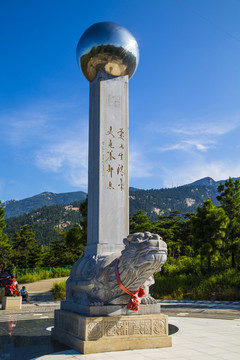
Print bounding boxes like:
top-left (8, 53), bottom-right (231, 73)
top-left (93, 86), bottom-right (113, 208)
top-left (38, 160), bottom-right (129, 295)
top-left (4, 178), bottom-right (224, 245)
top-left (2, 191), bottom-right (87, 218)
top-left (129, 185), bottom-right (219, 220)
top-left (5, 202), bottom-right (81, 245)
top-left (3, 177), bottom-right (224, 220)
top-left (1, 177), bottom-right (240, 301)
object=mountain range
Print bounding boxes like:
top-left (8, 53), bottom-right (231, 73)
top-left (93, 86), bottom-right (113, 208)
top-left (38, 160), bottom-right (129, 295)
top-left (2, 176), bottom-right (239, 245)
top-left (2, 176), bottom-right (239, 219)
top-left (2, 191), bottom-right (87, 218)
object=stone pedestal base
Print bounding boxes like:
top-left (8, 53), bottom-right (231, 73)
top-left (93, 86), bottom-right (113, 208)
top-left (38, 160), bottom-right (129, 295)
top-left (61, 300), bottom-right (161, 316)
top-left (2, 296), bottom-right (22, 310)
top-left (52, 310), bottom-right (172, 354)
top-left (0, 288), bottom-right (5, 304)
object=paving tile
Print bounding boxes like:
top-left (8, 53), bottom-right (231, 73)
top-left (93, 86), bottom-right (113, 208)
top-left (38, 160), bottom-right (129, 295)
top-left (30, 315), bottom-right (240, 360)
top-left (83, 353), bottom-right (114, 359)
top-left (200, 346), bottom-right (234, 356)
top-left (113, 354), bottom-right (149, 360)
top-left (137, 353), bottom-right (169, 359)
top-left (172, 338), bottom-right (192, 346)
top-left (137, 351), bottom-right (183, 359)
top-left (32, 355), bottom-right (75, 360)
top-left (188, 356), bottom-right (223, 360)
top-left (222, 345), bottom-right (240, 353)
top-left (171, 348), bottom-right (206, 356)
top-left (217, 354), bottom-right (240, 360)
top-left (199, 341), bottom-right (231, 349)
top-left (98, 353), bottom-right (134, 360)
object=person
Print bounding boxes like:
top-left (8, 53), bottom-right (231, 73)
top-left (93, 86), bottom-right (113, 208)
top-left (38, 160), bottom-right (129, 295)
top-left (19, 286), bottom-right (28, 301)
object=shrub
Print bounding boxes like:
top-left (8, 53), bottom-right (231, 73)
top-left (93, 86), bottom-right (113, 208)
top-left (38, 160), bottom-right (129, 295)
top-left (52, 281), bottom-right (66, 300)
top-left (161, 256), bottom-right (201, 276)
top-left (152, 268), bottom-right (240, 301)
top-left (15, 267), bottom-right (71, 283)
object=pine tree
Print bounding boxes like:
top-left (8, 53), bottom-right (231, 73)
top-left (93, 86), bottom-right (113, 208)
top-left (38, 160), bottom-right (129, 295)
top-left (44, 232), bottom-right (84, 266)
top-left (217, 177), bottom-right (240, 267)
top-left (129, 210), bottom-right (153, 233)
top-left (65, 197), bottom-right (87, 253)
top-left (0, 202), bottom-right (12, 263)
top-left (191, 198), bottom-right (229, 272)
top-left (153, 211), bottom-right (184, 258)
top-left (12, 225), bottom-right (42, 268)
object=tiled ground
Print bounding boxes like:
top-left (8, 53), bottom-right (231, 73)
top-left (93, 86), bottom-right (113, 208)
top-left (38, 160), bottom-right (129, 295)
top-left (32, 316), bottom-right (240, 360)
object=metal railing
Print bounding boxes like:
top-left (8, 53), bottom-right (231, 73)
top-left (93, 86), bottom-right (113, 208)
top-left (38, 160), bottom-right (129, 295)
top-left (14, 265), bottom-right (72, 278)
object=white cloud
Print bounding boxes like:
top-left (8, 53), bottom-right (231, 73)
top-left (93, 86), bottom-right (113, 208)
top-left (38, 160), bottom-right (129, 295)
top-left (0, 100), bottom-right (86, 146)
top-left (159, 140), bottom-right (213, 153)
top-left (129, 148), bottom-right (153, 179)
top-left (0, 100), bottom-right (89, 189)
top-left (36, 139), bottom-right (88, 188)
top-left (2, 101), bottom-right (240, 193)
top-left (0, 113), bottom-right (49, 146)
top-left (162, 158), bottom-right (240, 188)
top-left (171, 119), bottom-right (238, 137)
top-left (152, 114), bottom-right (240, 157)
top-left (36, 138), bottom-right (153, 188)
top-left (142, 114), bottom-right (240, 188)
top-left (128, 114), bottom-right (240, 188)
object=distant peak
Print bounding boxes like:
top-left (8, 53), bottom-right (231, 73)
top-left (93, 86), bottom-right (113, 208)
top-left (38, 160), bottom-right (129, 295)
top-left (186, 177), bottom-right (216, 187)
top-left (2, 199), bottom-right (16, 206)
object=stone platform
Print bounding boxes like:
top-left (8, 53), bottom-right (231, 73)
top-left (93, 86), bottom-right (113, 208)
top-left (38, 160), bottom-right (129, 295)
top-left (0, 287), bottom-right (5, 303)
top-left (52, 310), bottom-right (172, 354)
top-left (2, 296), bottom-right (22, 310)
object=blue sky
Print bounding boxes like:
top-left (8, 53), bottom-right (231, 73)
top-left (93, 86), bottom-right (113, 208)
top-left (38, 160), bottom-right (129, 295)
top-left (1, 0), bottom-right (240, 202)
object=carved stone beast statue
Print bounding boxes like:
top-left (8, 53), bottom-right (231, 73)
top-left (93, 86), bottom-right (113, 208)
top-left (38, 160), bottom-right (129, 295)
top-left (66, 232), bottom-right (167, 306)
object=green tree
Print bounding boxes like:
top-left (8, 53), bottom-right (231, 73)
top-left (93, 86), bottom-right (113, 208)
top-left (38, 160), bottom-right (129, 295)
top-left (44, 232), bottom-right (84, 266)
top-left (11, 225), bottom-right (42, 268)
top-left (217, 177), bottom-right (240, 268)
top-left (65, 225), bottom-right (85, 259)
top-left (191, 198), bottom-right (229, 272)
top-left (0, 202), bottom-right (12, 263)
top-left (129, 210), bottom-right (153, 233)
top-left (46, 198), bottom-right (88, 267)
top-left (153, 211), bottom-right (184, 258)
top-left (176, 213), bottom-right (195, 258)
top-left (65, 225), bottom-right (82, 248)
top-left (65, 197), bottom-right (87, 252)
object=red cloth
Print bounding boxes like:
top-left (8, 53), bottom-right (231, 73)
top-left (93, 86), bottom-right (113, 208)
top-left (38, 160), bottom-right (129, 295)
top-left (115, 259), bottom-right (145, 311)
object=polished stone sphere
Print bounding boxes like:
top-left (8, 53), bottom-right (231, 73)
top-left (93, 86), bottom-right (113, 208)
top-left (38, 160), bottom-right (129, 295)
top-left (76, 22), bottom-right (139, 82)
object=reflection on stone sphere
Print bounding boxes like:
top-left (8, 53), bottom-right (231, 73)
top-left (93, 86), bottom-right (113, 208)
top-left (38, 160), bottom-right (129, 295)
top-left (76, 22), bottom-right (139, 82)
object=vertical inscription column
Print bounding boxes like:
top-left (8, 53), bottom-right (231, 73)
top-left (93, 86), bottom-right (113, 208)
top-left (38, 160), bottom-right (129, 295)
top-left (85, 71), bottom-right (129, 255)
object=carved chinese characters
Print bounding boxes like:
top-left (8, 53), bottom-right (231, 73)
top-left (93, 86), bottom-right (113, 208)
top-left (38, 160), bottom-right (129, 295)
top-left (86, 316), bottom-right (167, 340)
top-left (104, 125), bottom-right (126, 191)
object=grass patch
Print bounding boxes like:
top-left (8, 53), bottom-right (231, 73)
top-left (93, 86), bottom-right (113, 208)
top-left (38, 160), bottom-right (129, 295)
top-left (16, 267), bottom-right (71, 283)
top-left (151, 268), bottom-right (240, 301)
top-left (51, 281), bottom-right (66, 300)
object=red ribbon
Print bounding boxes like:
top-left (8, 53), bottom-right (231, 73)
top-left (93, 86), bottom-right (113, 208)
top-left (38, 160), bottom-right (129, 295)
top-left (115, 258), bottom-right (145, 311)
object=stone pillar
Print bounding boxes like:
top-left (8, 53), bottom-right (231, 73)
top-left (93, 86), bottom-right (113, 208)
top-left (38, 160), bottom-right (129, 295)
top-left (85, 71), bottom-right (129, 256)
